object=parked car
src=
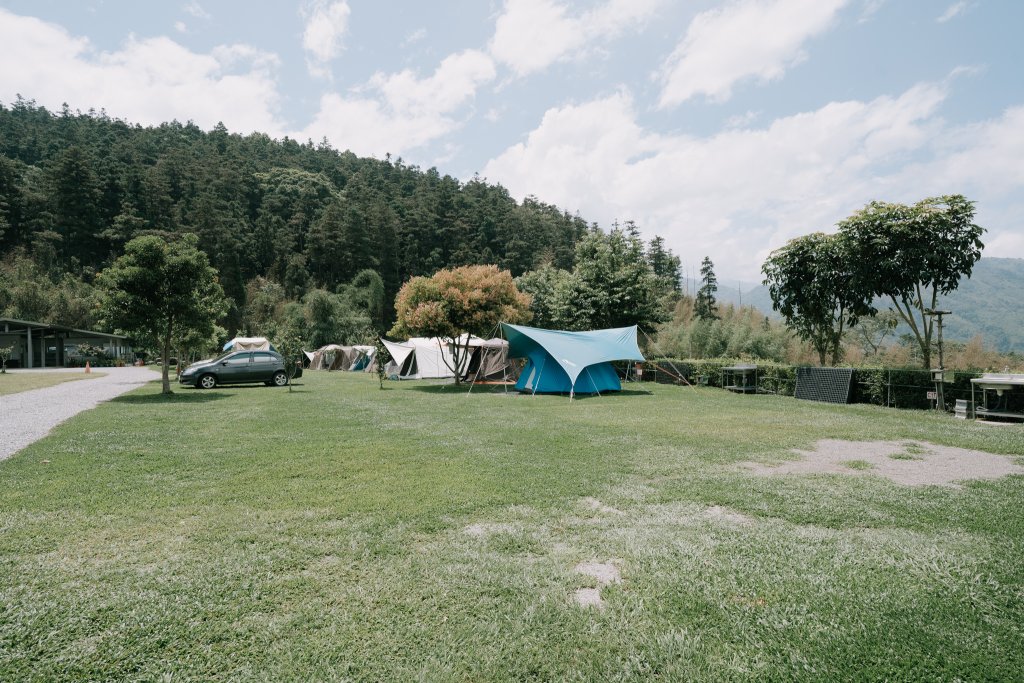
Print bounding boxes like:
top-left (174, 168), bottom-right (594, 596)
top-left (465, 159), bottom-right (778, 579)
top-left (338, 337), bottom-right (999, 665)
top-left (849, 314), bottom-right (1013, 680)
top-left (178, 350), bottom-right (302, 389)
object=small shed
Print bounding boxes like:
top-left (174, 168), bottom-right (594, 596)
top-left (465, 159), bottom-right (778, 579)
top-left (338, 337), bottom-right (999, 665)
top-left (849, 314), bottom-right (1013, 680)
top-left (721, 364), bottom-right (758, 394)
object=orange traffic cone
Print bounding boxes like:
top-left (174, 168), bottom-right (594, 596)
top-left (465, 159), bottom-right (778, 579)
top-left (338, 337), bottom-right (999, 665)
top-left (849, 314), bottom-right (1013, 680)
top-left (85, 361), bottom-right (91, 374)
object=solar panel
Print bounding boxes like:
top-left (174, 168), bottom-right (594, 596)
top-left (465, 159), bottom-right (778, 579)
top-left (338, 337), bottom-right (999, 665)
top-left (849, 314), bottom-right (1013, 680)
top-left (795, 367), bottom-right (854, 404)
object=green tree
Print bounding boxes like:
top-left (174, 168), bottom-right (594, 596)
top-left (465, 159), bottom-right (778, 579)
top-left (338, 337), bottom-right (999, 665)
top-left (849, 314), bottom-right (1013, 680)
top-left (374, 336), bottom-right (391, 389)
top-left (838, 195), bottom-right (984, 369)
top-left (515, 265), bottom-right (575, 330)
top-left (302, 288), bottom-right (372, 348)
top-left (242, 276), bottom-right (286, 337)
top-left (762, 232), bottom-right (870, 366)
top-left (646, 236), bottom-right (682, 295)
top-left (100, 234), bottom-right (227, 393)
top-left (568, 226), bottom-right (665, 331)
top-left (344, 269), bottom-right (386, 331)
top-left (694, 256), bottom-right (719, 321)
top-left (389, 265), bottom-right (531, 384)
top-left (46, 145), bottom-right (103, 266)
top-left (0, 343), bottom-right (13, 373)
top-left (272, 323), bottom-right (305, 393)
top-left (851, 310), bottom-right (900, 357)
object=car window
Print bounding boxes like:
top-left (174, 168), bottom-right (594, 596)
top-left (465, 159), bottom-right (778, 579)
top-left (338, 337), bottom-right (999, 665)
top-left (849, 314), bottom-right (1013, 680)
top-left (225, 353), bottom-right (252, 365)
top-left (254, 352), bottom-right (275, 362)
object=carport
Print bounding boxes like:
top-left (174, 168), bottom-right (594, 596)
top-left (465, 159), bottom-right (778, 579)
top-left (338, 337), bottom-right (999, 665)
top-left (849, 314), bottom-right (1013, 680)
top-left (0, 317), bottom-right (132, 368)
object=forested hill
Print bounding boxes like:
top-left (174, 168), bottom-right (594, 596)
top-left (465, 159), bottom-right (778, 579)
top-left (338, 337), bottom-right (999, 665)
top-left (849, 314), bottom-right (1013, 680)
top-left (0, 99), bottom-right (591, 331)
top-left (726, 257), bottom-right (1024, 353)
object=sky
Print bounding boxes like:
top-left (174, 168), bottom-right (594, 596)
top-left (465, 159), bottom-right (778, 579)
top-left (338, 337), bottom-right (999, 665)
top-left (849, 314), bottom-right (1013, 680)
top-left (1, 0), bottom-right (1022, 284)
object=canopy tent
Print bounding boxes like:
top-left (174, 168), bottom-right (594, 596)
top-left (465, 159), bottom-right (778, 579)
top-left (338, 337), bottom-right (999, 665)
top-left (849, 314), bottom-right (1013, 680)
top-left (381, 337), bottom-right (465, 379)
top-left (223, 336), bottom-right (274, 352)
top-left (349, 345), bottom-right (375, 371)
top-left (460, 336), bottom-right (519, 382)
top-left (308, 344), bottom-right (376, 371)
top-left (500, 323), bottom-right (644, 395)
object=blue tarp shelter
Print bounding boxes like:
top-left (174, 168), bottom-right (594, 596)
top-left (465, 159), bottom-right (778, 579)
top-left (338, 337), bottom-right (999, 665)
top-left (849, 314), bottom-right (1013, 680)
top-left (501, 323), bottom-right (644, 396)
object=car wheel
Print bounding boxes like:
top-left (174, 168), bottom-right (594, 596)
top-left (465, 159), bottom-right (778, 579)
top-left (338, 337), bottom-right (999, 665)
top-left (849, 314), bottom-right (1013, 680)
top-left (198, 374), bottom-right (217, 389)
top-left (272, 370), bottom-right (288, 387)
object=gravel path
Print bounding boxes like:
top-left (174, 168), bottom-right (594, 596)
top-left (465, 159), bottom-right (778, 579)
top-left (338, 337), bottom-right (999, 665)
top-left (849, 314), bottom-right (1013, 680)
top-left (0, 367), bottom-right (160, 460)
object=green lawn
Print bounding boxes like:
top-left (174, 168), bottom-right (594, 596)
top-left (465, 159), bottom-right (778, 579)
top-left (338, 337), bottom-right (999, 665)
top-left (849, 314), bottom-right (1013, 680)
top-left (0, 370), bottom-right (104, 396)
top-left (1, 373), bottom-right (1022, 681)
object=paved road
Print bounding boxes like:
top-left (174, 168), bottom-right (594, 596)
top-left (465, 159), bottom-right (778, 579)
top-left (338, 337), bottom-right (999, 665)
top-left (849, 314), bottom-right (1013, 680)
top-left (0, 367), bottom-right (160, 460)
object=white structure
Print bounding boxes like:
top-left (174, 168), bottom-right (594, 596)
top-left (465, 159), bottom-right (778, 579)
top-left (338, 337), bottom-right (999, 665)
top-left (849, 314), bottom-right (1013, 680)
top-left (381, 338), bottom-right (465, 379)
top-left (223, 337), bottom-right (273, 352)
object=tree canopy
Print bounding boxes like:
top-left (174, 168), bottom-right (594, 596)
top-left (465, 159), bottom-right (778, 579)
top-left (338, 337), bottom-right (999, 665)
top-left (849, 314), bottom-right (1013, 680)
top-left (389, 264), bottom-right (531, 383)
top-left (762, 232), bottom-right (871, 365)
top-left (838, 194), bottom-right (984, 368)
top-left (517, 225), bottom-right (672, 333)
top-left (0, 99), bottom-right (588, 335)
top-left (99, 234), bottom-right (226, 393)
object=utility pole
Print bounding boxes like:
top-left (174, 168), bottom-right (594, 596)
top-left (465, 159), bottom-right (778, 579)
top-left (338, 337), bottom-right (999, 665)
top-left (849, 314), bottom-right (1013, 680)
top-left (925, 309), bottom-right (952, 411)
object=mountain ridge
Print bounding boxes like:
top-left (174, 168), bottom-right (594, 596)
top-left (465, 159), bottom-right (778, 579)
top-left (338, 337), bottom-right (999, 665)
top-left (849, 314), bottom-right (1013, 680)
top-left (716, 257), bottom-right (1024, 352)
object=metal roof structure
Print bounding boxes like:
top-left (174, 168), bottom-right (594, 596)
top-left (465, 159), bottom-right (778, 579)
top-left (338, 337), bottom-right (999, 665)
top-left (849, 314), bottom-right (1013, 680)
top-left (0, 317), bottom-right (127, 340)
top-left (0, 317), bottom-right (131, 368)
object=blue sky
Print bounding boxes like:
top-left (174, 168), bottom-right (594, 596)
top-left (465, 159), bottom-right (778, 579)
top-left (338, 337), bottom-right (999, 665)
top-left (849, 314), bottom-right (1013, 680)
top-left (1, 0), bottom-right (1021, 283)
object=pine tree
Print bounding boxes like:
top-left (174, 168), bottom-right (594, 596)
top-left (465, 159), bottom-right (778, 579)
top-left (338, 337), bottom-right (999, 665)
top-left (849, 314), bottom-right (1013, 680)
top-left (695, 256), bottom-right (719, 321)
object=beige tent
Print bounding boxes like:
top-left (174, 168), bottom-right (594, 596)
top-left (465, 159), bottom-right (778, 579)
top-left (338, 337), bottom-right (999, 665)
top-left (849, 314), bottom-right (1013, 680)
top-left (224, 336), bottom-right (272, 352)
top-left (308, 344), bottom-right (375, 371)
top-left (380, 338), bottom-right (466, 379)
top-left (377, 335), bottom-right (517, 382)
top-left (462, 337), bottom-right (519, 382)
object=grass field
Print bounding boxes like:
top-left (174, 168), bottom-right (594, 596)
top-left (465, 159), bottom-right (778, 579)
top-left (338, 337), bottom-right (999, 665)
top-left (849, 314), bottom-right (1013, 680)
top-left (0, 370), bottom-right (104, 396)
top-left (1, 373), bottom-right (1022, 681)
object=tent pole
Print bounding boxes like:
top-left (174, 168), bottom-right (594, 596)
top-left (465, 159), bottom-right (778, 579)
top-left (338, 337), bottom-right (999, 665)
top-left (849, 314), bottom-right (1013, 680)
top-left (499, 322), bottom-right (510, 395)
top-left (467, 321), bottom-right (503, 396)
top-left (586, 366), bottom-right (602, 398)
top-left (532, 354), bottom-right (546, 399)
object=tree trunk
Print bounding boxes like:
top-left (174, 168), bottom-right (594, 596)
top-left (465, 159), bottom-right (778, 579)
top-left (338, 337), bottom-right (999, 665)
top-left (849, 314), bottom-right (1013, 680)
top-left (161, 329), bottom-right (172, 394)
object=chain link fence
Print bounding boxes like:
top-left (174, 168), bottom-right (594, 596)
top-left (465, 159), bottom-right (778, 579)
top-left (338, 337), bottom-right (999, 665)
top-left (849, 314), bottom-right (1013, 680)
top-left (640, 358), bottom-right (1003, 413)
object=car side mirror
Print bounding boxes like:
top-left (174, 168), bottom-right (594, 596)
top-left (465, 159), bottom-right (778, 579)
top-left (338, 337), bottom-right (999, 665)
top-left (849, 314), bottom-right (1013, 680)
top-left (221, 361), bottom-right (228, 366)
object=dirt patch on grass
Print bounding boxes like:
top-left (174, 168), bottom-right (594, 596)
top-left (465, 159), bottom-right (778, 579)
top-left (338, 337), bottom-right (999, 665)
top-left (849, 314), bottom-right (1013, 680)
top-left (704, 505), bottom-right (753, 525)
top-left (463, 522), bottom-right (515, 537)
top-left (573, 560), bottom-right (621, 609)
top-left (582, 497), bottom-right (625, 516)
top-left (740, 439), bottom-right (1024, 487)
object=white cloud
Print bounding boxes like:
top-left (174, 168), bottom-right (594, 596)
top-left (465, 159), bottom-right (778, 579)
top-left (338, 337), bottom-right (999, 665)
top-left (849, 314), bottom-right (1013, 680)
top-left (658, 0), bottom-right (847, 107)
top-left (0, 9), bottom-right (283, 135)
top-left (483, 80), bottom-right (1024, 279)
top-left (183, 1), bottom-right (210, 20)
top-left (402, 27), bottom-right (427, 48)
top-left (936, 2), bottom-right (968, 23)
top-left (302, 0), bottom-right (351, 77)
top-left (489, 0), bottom-right (663, 77)
top-left (295, 50), bottom-right (496, 156)
top-left (858, 0), bottom-right (886, 23)
top-left (174, 20), bottom-right (187, 33)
